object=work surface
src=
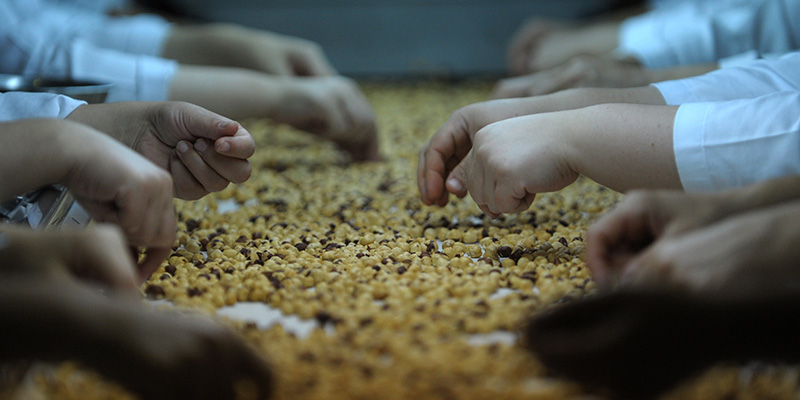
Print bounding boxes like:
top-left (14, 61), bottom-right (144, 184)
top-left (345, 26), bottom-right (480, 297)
top-left (24, 82), bottom-right (800, 399)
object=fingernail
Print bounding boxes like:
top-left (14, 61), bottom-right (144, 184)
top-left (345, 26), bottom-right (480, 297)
top-left (194, 139), bottom-right (207, 152)
top-left (219, 120), bottom-right (237, 131)
top-left (176, 141), bottom-right (189, 154)
top-left (216, 140), bottom-right (231, 153)
top-left (447, 177), bottom-right (464, 192)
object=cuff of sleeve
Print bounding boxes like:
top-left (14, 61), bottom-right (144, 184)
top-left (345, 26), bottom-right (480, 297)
top-left (617, 13), bottom-right (676, 68)
top-left (103, 16), bottom-right (172, 56)
top-left (672, 102), bottom-right (714, 192)
top-left (651, 79), bottom-right (700, 105)
top-left (718, 50), bottom-right (760, 68)
top-left (0, 92), bottom-right (86, 121)
top-left (71, 39), bottom-right (177, 102)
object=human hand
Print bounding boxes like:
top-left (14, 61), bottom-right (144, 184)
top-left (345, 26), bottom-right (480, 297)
top-left (588, 190), bottom-right (800, 294)
top-left (59, 122), bottom-right (176, 250)
top-left (508, 19), bottom-right (619, 75)
top-left (68, 101), bottom-right (255, 200)
top-left (507, 18), bottom-right (572, 75)
top-left (493, 56), bottom-right (651, 99)
top-left (444, 114), bottom-right (579, 218)
top-left (165, 23), bottom-right (336, 77)
top-left (418, 98), bottom-right (559, 207)
top-left (524, 289), bottom-right (726, 399)
top-left (586, 190), bottom-right (733, 287)
top-left (93, 301), bottom-right (273, 400)
top-left (277, 76), bottom-right (379, 162)
top-left (0, 224), bottom-right (140, 291)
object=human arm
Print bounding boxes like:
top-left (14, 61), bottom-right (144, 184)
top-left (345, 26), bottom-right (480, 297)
top-left (507, 17), bottom-right (623, 75)
top-left (443, 103), bottom-right (680, 218)
top-left (418, 86), bottom-right (666, 206)
top-left (618, 0), bottom-right (800, 70)
top-left (66, 101), bottom-right (255, 200)
top-left (169, 66), bottom-right (379, 161)
top-left (0, 278), bottom-right (272, 400)
top-left (654, 52), bottom-right (800, 104)
top-left (587, 175), bottom-right (800, 288)
top-left (162, 23), bottom-right (336, 76)
top-left (0, 119), bottom-right (175, 250)
top-left (0, 223), bottom-right (140, 290)
top-left (492, 55), bottom-right (717, 99)
top-left (525, 288), bottom-right (800, 399)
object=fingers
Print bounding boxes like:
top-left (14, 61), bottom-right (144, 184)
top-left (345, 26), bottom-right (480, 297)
top-left (508, 20), bottom-right (550, 75)
top-left (170, 102), bottom-right (256, 160)
top-left (418, 110), bottom-right (476, 206)
top-left (137, 247), bottom-right (171, 282)
top-left (214, 124), bottom-right (256, 159)
top-left (175, 138), bottom-right (252, 198)
top-left (67, 224), bottom-right (139, 292)
top-left (585, 192), bottom-right (658, 287)
top-left (290, 45), bottom-right (337, 76)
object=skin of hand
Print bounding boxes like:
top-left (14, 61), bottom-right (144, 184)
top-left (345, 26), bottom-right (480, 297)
top-left (508, 18), bottom-right (621, 75)
top-left (417, 92), bottom-right (680, 217)
top-left (493, 55), bottom-right (719, 99)
top-left (524, 289), bottom-right (800, 399)
top-left (507, 18), bottom-right (573, 76)
top-left (163, 22), bottom-right (336, 77)
top-left (0, 279), bottom-right (273, 400)
top-left (587, 175), bottom-right (800, 288)
top-left (418, 87), bottom-right (667, 206)
top-left (0, 119), bottom-right (176, 251)
top-left (170, 68), bottom-right (380, 161)
top-left (67, 101), bottom-right (255, 200)
top-left (0, 224), bottom-right (140, 291)
top-left (612, 200), bottom-right (800, 295)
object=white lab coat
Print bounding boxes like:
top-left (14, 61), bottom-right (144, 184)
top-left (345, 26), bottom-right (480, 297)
top-left (0, 0), bottom-right (176, 102)
top-left (0, 92), bottom-right (85, 121)
top-left (618, 0), bottom-right (800, 68)
top-left (652, 52), bottom-right (800, 190)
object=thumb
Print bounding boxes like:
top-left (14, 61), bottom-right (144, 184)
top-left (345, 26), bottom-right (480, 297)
top-left (174, 102), bottom-right (240, 142)
top-left (446, 160), bottom-right (469, 198)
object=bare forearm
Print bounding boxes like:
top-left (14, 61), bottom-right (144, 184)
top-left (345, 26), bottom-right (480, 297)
top-left (564, 103), bottom-right (681, 192)
top-left (168, 65), bottom-right (280, 120)
top-left (499, 86), bottom-right (667, 119)
top-left (162, 23), bottom-right (243, 67)
top-left (719, 175), bottom-right (800, 215)
top-left (0, 120), bottom-right (76, 200)
top-left (646, 64), bottom-right (718, 84)
top-left (0, 280), bottom-right (97, 362)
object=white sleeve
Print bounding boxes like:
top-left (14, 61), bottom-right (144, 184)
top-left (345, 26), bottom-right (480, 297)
top-left (0, 3), bottom-right (177, 102)
top-left (653, 51), bottom-right (800, 104)
top-left (14, 0), bottom-right (171, 57)
top-left (673, 91), bottom-right (800, 191)
top-left (0, 92), bottom-right (86, 121)
top-left (618, 0), bottom-right (800, 68)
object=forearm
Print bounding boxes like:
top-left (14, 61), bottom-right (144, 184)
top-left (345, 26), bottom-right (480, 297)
top-left (535, 87), bottom-right (666, 113)
top-left (168, 65), bottom-right (281, 120)
top-left (564, 103), bottom-right (681, 192)
top-left (714, 175), bottom-right (800, 217)
top-left (0, 120), bottom-right (77, 201)
top-left (645, 64), bottom-right (718, 84)
top-left (0, 279), bottom-right (100, 362)
top-left (162, 23), bottom-right (242, 67)
top-left (66, 102), bottom-right (153, 149)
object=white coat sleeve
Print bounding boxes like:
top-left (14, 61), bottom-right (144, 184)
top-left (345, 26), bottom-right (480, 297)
top-left (35, 0), bottom-right (173, 57)
top-left (0, 92), bottom-right (86, 121)
top-left (0, 2), bottom-right (177, 102)
top-left (673, 91), bottom-right (800, 191)
top-left (617, 0), bottom-right (800, 69)
top-left (653, 51), bottom-right (800, 104)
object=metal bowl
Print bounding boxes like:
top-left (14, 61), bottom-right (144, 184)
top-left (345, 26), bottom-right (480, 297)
top-left (0, 73), bottom-right (113, 104)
